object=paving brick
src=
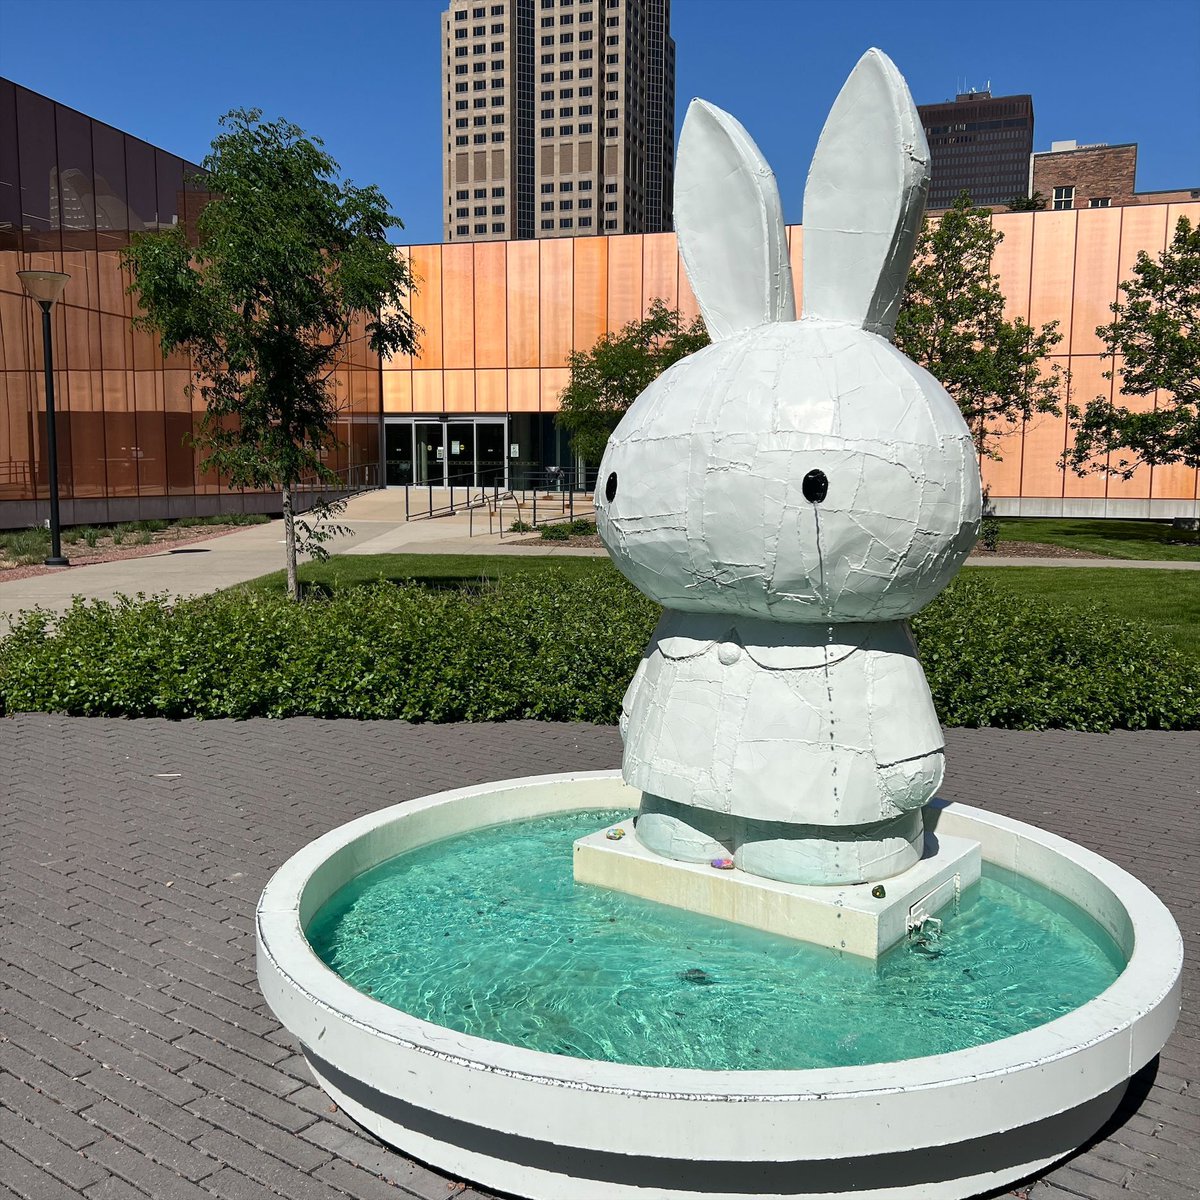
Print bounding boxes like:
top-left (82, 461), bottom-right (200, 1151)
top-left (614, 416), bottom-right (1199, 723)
top-left (0, 1072), bottom-right (101, 1151)
top-left (185, 1095), bottom-right (327, 1172)
top-left (0, 1107), bottom-right (108, 1189)
top-left (77, 1067), bottom-right (213, 1144)
top-left (191, 1130), bottom-right (345, 1200)
top-left (79, 1100), bottom-right (218, 1181)
top-left (0, 716), bottom-right (1194, 1200)
top-left (80, 1138), bottom-right (215, 1200)
top-left (0, 1142), bottom-right (82, 1200)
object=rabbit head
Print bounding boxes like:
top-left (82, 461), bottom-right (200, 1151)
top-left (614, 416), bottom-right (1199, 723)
top-left (595, 49), bottom-right (982, 623)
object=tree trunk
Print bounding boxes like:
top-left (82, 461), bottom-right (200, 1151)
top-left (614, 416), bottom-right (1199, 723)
top-left (282, 483), bottom-right (300, 602)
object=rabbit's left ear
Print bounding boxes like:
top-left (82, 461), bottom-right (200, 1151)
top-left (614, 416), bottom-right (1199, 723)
top-left (802, 49), bottom-right (930, 338)
top-left (675, 99), bottom-right (796, 340)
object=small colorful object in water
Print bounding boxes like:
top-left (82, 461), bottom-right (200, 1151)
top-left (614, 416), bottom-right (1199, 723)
top-left (605, 827), bottom-right (626, 840)
top-left (711, 856), bottom-right (735, 870)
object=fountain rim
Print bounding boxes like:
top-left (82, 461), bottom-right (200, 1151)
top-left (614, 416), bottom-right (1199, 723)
top-left (257, 769), bottom-right (1182, 1102)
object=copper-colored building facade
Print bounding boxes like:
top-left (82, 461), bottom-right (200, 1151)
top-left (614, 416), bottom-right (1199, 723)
top-left (0, 80), bottom-right (381, 529)
top-left (388, 200), bottom-right (1200, 517)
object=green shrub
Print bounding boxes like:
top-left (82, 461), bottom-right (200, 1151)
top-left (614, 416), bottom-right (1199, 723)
top-left (0, 573), bottom-right (1194, 730)
top-left (82, 528), bottom-right (100, 548)
top-left (0, 528), bottom-right (51, 564)
top-left (508, 519), bottom-right (533, 533)
top-left (539, 523), bottom-right (571, 540)
top-left (913, 575), bottom-right (1199, 731)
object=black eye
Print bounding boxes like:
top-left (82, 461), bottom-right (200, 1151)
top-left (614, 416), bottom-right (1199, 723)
top-left (802, 469), bottom-right (828, 504)
top-left (605, 472), bottom-right (618, 503)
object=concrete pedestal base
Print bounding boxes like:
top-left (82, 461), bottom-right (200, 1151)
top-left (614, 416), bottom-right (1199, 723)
top-left (574, 823), bottom-right (981, 958)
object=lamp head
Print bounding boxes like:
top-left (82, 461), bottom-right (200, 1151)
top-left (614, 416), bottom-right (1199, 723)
top-left (17, 270), bottom-right (71, 306)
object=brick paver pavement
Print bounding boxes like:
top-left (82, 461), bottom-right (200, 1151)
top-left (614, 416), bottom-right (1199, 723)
top-left (1, 716), bottom-right (1196, 1200)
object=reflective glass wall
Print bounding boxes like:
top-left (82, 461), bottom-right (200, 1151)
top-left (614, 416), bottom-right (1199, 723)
top-left (0, 80), bottom-right (380, 528)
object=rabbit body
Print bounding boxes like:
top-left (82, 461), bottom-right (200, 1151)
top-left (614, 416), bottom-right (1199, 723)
top-left (594, 51), bottom-right (982, 885)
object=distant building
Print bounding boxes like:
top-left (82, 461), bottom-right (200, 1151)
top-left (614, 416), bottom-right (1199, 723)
top-left (1030, 140), bottom-right (1200, 210)
top-left (440, 0), bottom-right (675, 243)
top-left (918, 90), bottom-right (1034, 209)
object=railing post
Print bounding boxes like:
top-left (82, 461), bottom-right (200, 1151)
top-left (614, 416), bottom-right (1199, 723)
top-left (570, 489), bottom-right (574, 521)
top-left (533, 493), bottom-right (537, 527)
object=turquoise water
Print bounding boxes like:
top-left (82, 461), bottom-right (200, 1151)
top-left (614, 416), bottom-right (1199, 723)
top-left (306, 809), bottom-right (1125, 1071)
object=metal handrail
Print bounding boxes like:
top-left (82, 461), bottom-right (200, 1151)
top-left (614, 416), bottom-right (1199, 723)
top-left (404, 473), bottom-right (505, 521)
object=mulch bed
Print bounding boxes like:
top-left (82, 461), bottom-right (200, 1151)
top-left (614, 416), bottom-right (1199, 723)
top-left (0, 523), bottom-right (258, 583)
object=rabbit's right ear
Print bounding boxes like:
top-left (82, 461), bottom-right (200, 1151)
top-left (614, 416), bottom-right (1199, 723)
top-left (802, 49), bottom-right (930, 338)
top-left (675, 99), bottom-right (796, 341)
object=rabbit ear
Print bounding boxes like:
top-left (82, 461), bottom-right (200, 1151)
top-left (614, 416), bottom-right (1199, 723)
top-left (675, 99), bottom-right (796, 340)
top-left (802, 49), bottom-right (929, 338)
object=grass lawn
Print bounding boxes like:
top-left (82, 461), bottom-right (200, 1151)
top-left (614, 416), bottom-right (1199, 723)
top-left (246, 551), bottom-right (615, 595)
top-left (965, 566), bottom-right (1200, 658)
top-left (998, 518), bottom-right (1200, 561)
top-left (247, 553), bottom-right (1199, 660)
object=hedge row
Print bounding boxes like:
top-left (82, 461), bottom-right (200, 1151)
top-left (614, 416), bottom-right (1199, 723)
top-left (0, 574), bottom-right (1195, 730)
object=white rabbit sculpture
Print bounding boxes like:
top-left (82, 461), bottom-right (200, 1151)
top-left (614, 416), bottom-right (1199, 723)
top-left (595, 50), bottom-right (982, 887)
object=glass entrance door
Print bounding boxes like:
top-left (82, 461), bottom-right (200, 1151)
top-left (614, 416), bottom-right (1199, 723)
top-left (384, 422), bottom-right (414, 486)
top-left (446, 422), bottom-right (474, 486)
top-left (385, 418), bottom-right (509, 487)
top-left (477, 421), bottom-right (506, 488)
top-left (413, 423), bottom-right (444, 485)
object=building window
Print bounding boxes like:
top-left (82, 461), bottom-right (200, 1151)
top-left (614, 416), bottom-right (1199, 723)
top-left (580, 67), bottom-right (592, 78)
top-left (541, 34), bottom-right (554, 45)
top-left (579, 179), bottom-right (592, 191)
top-left (475, 223), bottom-right (487, 233)
top-left (604, 182), bottom-right (617, 192)
top-left (474, 115), bottom-right (487, 126)
top-left (540, 182), bottom-right (554, 193)
top-left (541, 127), bottom-right (553, 138)
top-left (455, 8), bottom-right (467, 17)
top-left (492, 204), bottom-right (505, 215)
top-left (1089, 197), bottom-right (1111, 208)
top-left (456, 189), bottom-right (469, 200)
top-left (475, 206), bottom-right (487, 216)
top-left (492, 222), bottom-right (505, 233)
top-left (491, 41), bottom-right (503, 51)
top-left (561, 106), bottom-right (574, 117)
top-left (578, 197), bottom-right (592, 209)
top-left (579, 216), bottom-right (592, 227)
top-left (474, 133), bottom-right (487, 144)
top-left (605, 218), bottom-right (617, 229)
top-left (492, 186), bottom-right (505, 197)
top-left (455, 135), bottom-right (469, 146)
top-left (491, 4), bottom-right (504, 12)
top-left (455, 47), bottom-right (468, 57)
top-left (491, 113), bottom-right (504, 123)
top-left (604, 200), bottom-right (617, 211)
top-left (579, 122), bottom-right (592, 133)
top-left (456, 207), bottom-right (468, 217)
top-left (560, 218), bottom-right (574, 228)
top-left (491, 132), bottom-right (504, 142)
top-left (541, 219), bottom-right (554, 229)
top-left (1052, 185), bottom-right (1075, 210)
top-left (541, 108), bottom-right (554, 119)
top-left (559, 200), bottom-right (573, 210)
top-left (541, 200), bottom-right (554, 211)
top-left (541, 53), bottom-right (554, 63)
top-left (456, 225), bottom-right (469, 235)
top-left (455, 65), bottom-right (468, 75)
top-left (559, 125), bottom-right (574, 136)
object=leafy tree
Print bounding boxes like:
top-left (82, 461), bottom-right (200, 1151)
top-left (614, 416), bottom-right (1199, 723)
top-left (123, 109), bottom-right (418, 600)
top-left (894, 192), bottom-right (1065, 461)
top-left (1006, 191), bottom-right (1047, 212)
top-left (1064, 216), bottom-right (1199, 480)
top-left (557, 298), bottom-right (709, 465)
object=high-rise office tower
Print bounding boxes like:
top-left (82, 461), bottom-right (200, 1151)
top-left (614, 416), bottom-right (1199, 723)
top-left (917, 90), bottom-right (1034, 209)
top-left (442, 0), bottom-right (675, 241)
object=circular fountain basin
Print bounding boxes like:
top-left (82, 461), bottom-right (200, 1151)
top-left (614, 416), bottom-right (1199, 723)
top-left (256, 771), bottom-right (1182, 1200)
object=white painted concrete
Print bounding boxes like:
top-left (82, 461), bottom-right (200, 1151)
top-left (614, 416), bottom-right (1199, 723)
top-left (573, 821), bottom-right (980, 957)
top-left (256, 770), bottom-right (1182, 1200)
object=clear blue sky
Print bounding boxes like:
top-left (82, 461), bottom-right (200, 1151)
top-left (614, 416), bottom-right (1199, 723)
top-left (2, 0), bottom-right (1197, 245)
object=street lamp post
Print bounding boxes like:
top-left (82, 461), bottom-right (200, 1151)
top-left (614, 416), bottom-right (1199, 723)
top-left (17, 270), bottom-right (72, 567)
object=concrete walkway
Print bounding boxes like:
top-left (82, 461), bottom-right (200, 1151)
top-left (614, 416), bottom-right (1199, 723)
top-left (0, 718), bottom-right (1196, 1200)
top-left (1, 488), bottom-right (1196, 618)
top-left (0, 490), bottom-right (611, 618)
